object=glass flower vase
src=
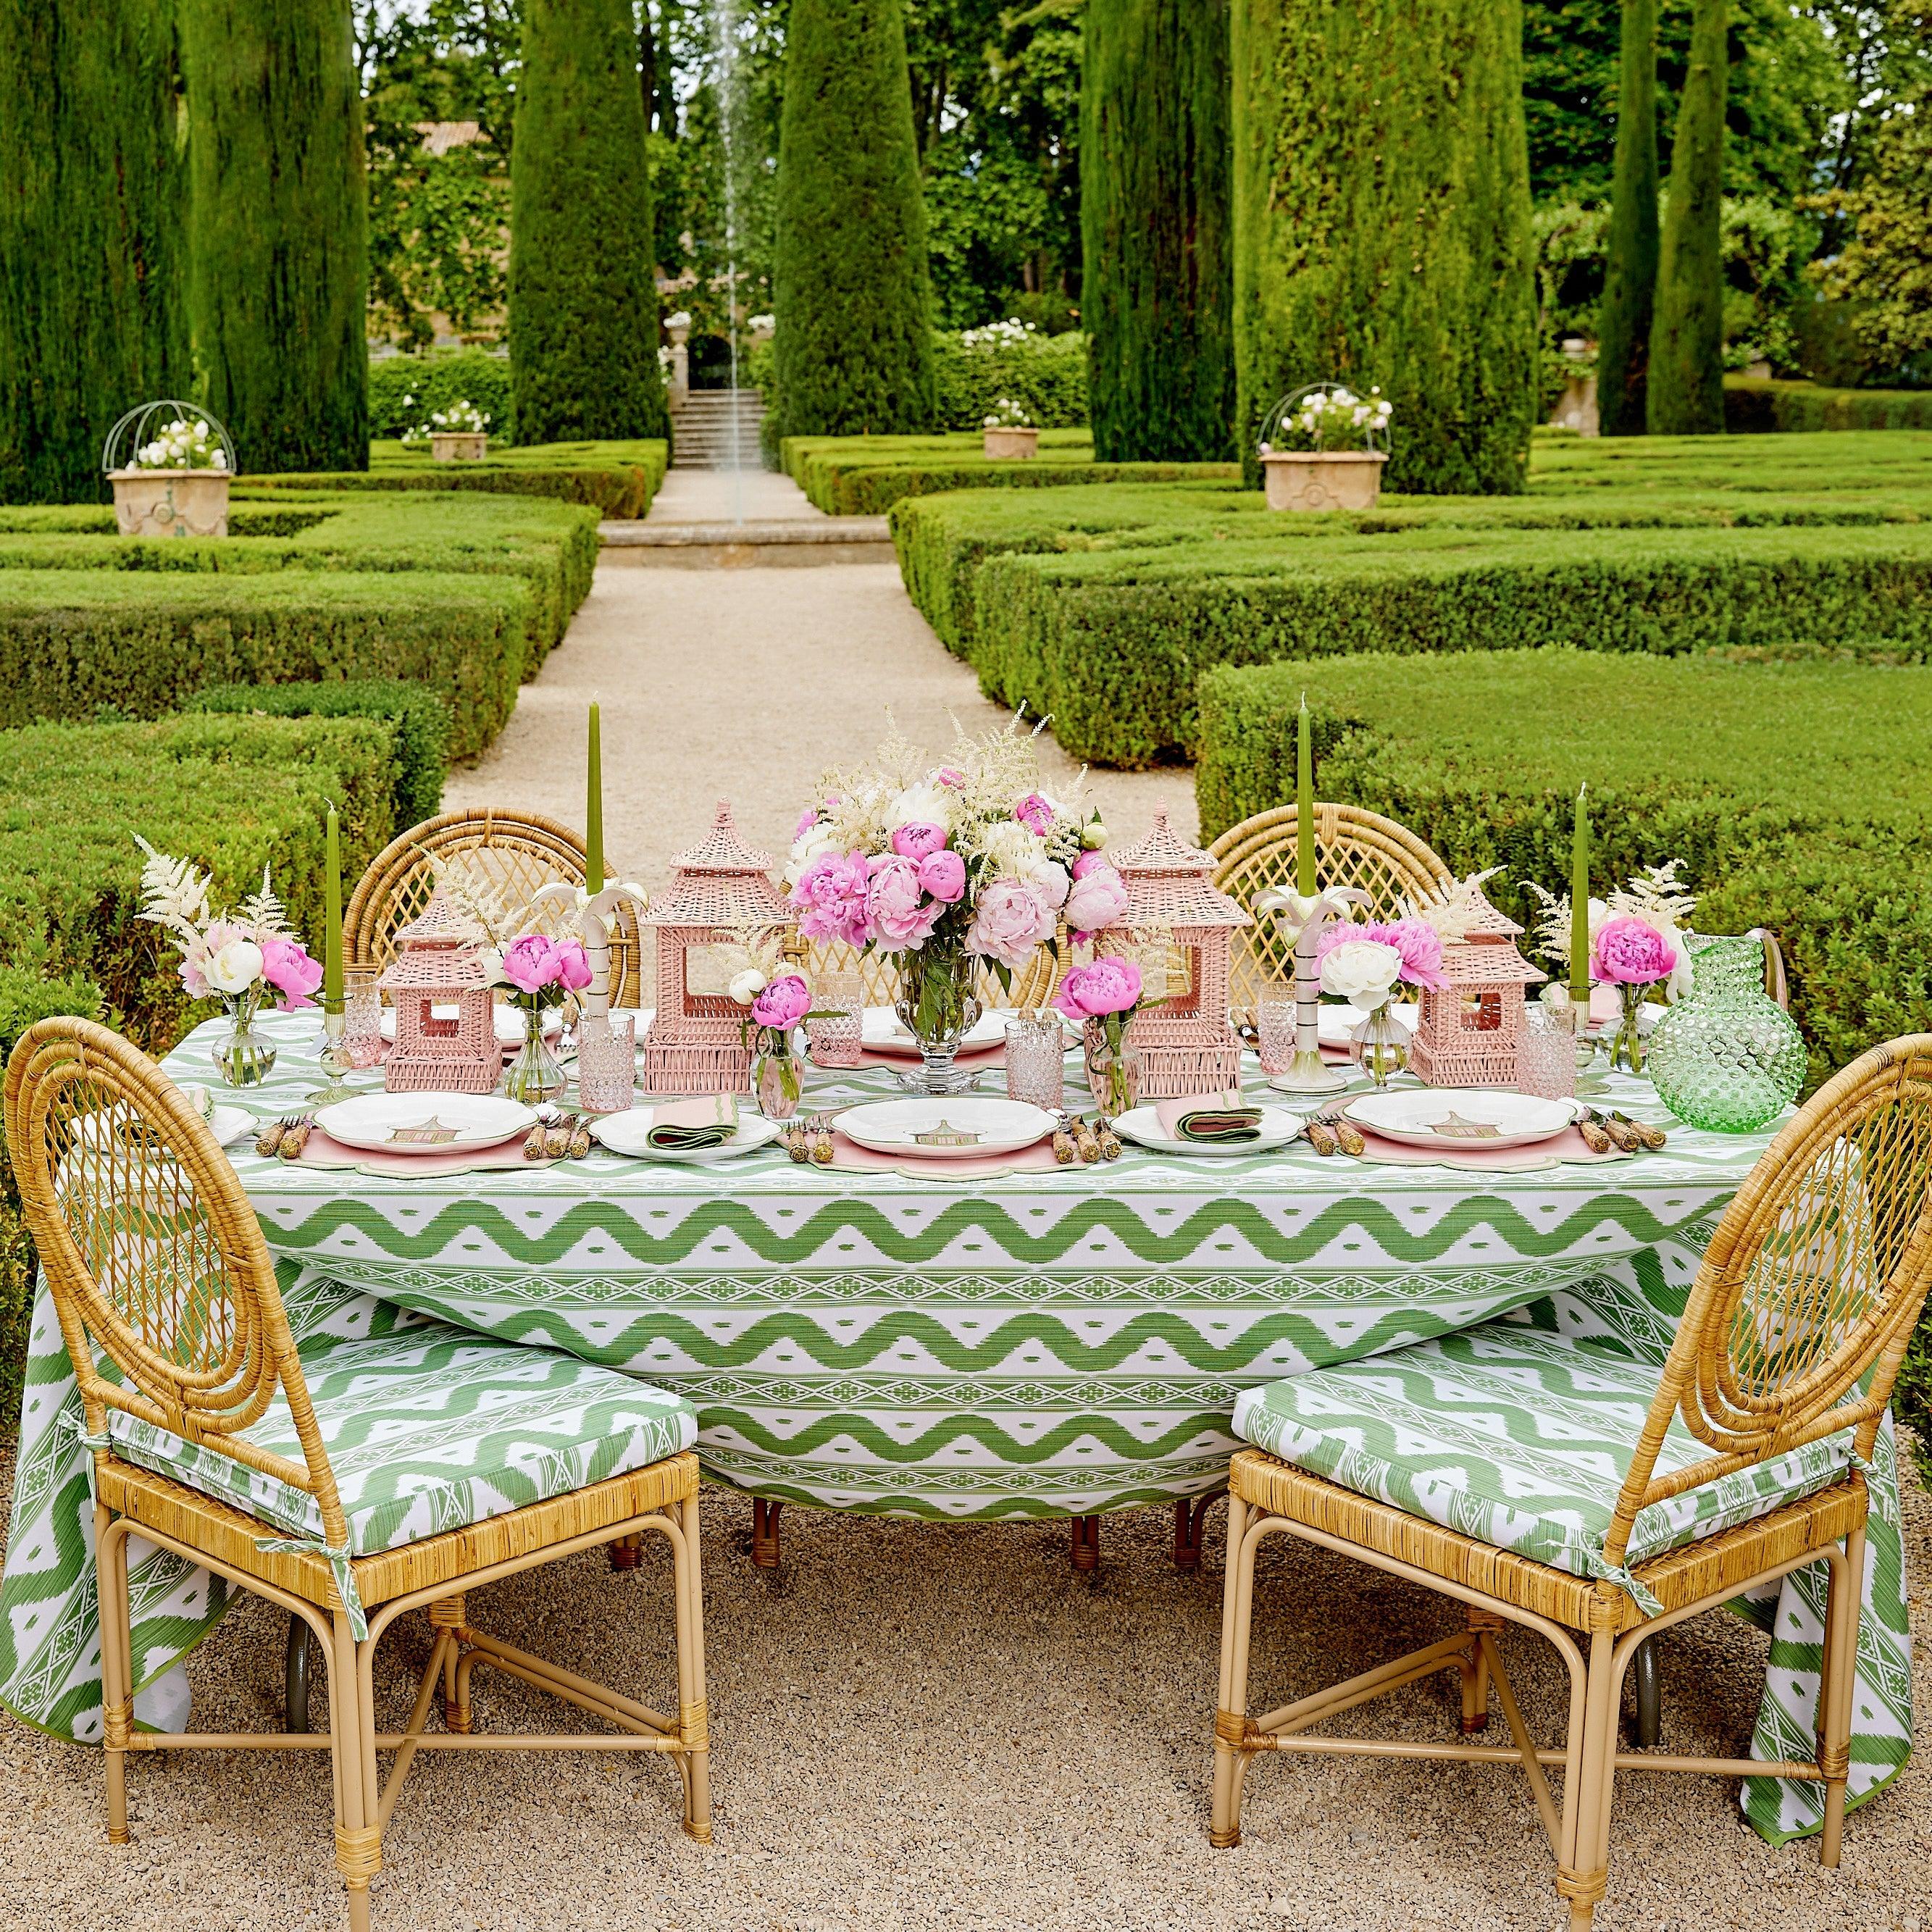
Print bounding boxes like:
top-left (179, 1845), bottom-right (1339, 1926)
top-left (1645, 934), bottom-right (1808, 1132)
top-left (1606, 983), bottom-right (1649, 1076)
top-left (1082, 1019), bottom-right (1142, 1118)
top-left (212, 992), bottom-right (276, 1088)
top-left (892, 941), bottom-right (983, 1096)
top-left (755, 1044), bottom-right (803, 1121)
top-left (503, 1017), bottom-right (565, 1106)
top-left (1349, 1002), bottom-right (1408, 1089)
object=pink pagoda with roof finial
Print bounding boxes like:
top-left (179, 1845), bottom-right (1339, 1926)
top-left (378, 892), bottom-right (500, 1093)
top-left (1108, 811), bottom-right (1253, 1099)
top-left (636, 800), bottom-right (790, 1095)
top-left (1408, 884), bottom-right (1544, 1088)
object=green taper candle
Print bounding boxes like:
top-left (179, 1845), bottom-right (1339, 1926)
top-left (1569, 783), bottom-right (1590, 1003)
top-left (323, 803), bottom-right (343, 1005)
top-left (585, 701), bottom-right (603, 890)
top-left (1296, 693), bottom-right (1316, 897)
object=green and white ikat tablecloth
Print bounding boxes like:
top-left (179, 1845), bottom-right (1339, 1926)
top-left (0, 1011), bottom-right (1912, 1845)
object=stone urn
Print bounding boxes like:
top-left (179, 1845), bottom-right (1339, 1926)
top-left (983, 426), bottom-right (1039, 461)
top-left (430, 432), bottom-right (489, 463)
top-left (1260, 450), bottom-right (1387, 514)
top-left (108, 469), bottom-right (230, 538)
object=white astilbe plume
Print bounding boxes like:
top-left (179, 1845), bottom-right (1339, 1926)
top-left (1607, 858), bottom-right (1697, 932)
top-left (1410, 868), bottom-right (1506, 943)
top-left (425, 852), bottom-right (527, 946)
top-left (238, 864), bottom-right (293, 939)
top-left (133, 837), bottom-right (212, 946)
top-left (1523, 879), bottom-right (1577, 970)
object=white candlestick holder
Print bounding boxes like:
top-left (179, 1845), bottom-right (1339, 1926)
top-left (1255, 884), bottom-right (1368, 1095)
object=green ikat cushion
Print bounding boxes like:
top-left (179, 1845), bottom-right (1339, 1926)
top-left (1231, 1323), bottom-right (1854, 1584)
top-left (105, 1326), bottom-right (697, 1557)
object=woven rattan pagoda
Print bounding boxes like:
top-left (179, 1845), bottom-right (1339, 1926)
top-left (637, 800), bottom-right (789, 1095)
top-left (1408, 886), bottom-right (1544, 1088)
top-left (377, 894), bottom-right (499, 1094)
top-left (1110, 812), bottom-right (1252, 1100)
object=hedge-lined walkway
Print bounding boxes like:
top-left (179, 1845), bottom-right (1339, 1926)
top-left (445, 470), bottom-right (1197, 881)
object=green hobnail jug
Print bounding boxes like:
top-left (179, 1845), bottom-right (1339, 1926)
top-left (1644, 934), bottom-right (1807, 1133)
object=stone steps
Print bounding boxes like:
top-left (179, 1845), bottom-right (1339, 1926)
top-left (671, 389), bottom-right (766, 470)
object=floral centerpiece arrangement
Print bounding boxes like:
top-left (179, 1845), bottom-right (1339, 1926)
top-left (787, 722), bottom-right (1126, 1092)
top-left (1316, 917), bottom-right (1446, 1086)
top-left (127, 417), bottom-right (229, 472)
top-left (490, 934), bottom-right (591, 1102)
top-left (135, 840), bottom-right (323, 1086)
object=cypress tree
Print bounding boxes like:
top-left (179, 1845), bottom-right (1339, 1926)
top-left (511, 0), bottom-right (669, 444)
top-left (1647, 0), bottom-right (1726, 434)
top-left (1596, 0), bottom-right (1660, 436)
top-left (0, 1), bottom-right (188, 503)
top-left (771, 0), bottom-right (935, 440)
top-left (1081, 0), bottom-right (1234, 463)
top-left (183, 0), bottom-right (367, 473)
top-left (1230, 0), bottom-right (1536, 495)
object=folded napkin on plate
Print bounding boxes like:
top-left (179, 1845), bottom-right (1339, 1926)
top-left (646, 1095), bottom-right (740, 1150)
top-left (1154, 1090), bottom-right (1263, 1143)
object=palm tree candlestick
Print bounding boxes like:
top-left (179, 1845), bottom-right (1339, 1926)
top-left (1255, 881), bottom-right (1368, 1095)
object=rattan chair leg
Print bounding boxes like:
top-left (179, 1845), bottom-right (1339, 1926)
top-left (335, 1612), bottom-right (382, 1932)
top-left (1560, 1628), bottom-right (1619, 1932)
top-left (677, 1492), bottom-right (713, 1843)
top-left (1210, 1496), bottom-right (1257, 1849)
top-left (96, 1510), bottom-right (134, 1847)
top-left (1460, 1607), bottom-right (1502, 1734)
top-left (1818, 1526), bottom-right (1865, 1869)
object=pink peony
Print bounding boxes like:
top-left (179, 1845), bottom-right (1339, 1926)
top-left (1055, 955), bottom-right (1143, 1021)
top-left (866, 853), bottom-right (943, 951)
top-left (1013, 792), bottom-right (1054, 836)
top-left (790, 850), bottom-right (874, 948)
top-left (750, 972), bottom-right (811, 1031)
top-left (1314, 917), bottom-right (1447, 990)
top-left (793, 807), bottom-right (820, 842)
top-left (501, 934), bottom-right (562, 994)
top-left (917, 849), bottom-right (966, 903)
top-left (966, 877), bottom-right (1055, 969)
top-left (259, 937), bottom-right (323, 1011)
top-left (1592, 915), bottom-right (1678, 987)
top-left (890, 820), bottom-right (948, 862)
top-left (1064, 858), bottom-right (1129, 933)
top-left (551, 940), bottom-right (592, 992)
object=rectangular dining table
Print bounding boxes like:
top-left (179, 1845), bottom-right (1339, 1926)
top-left (0, 1010), bottom-right (1912, 1848)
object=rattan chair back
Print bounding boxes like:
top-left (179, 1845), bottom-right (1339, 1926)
top-left (1604, 1033), bottom-right (1932, 1565)
top-left (345, 808), bottom-right (643, 1007)
top-left (3, 1017), bottom-right (348, 1541)
top-left (1207, 804), bottom-right (1455, 1014)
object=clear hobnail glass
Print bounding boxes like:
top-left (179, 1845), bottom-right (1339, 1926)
top-left (575, 1013), bottom-right (637, 1115)
top-left (1005, 1014), bottom-right (1067, 1108)
top-left (1515, 1003), bottom-right (1578, 1101)
top-left (1645, 934), bottom-right (1808, 1132)
top-left (1255, 982), bottom-right (1297, 1076)
top-left (806, 969), bottom-right (864, 1069)
top-left (343, 968), bottom-right (385, 1070)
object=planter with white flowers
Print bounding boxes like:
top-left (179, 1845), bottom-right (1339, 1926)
top-left (982, 398), bottom-right (1038, 461)
top-left (419, 399), bottom-right (490, 461)
top-left (1256, 382), bottom-right (1392, 512)
top-left (101, 401), bottom-right (235, 538)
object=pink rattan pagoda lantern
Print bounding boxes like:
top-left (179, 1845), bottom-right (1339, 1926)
top-left (637, 800), bottom-right (790, 1095)
top-left (1109, 811), bottom-right (1252, 1099)
top-left (1408, 885), bottom-right (1544, 1087)
top-left (378, 893), bottom-right (500, 1093)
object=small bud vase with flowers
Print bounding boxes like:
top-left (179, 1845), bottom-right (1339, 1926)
top-left (722, 929), bottom-right (832, 1121)
top-left (1315, 919), bottom-right (1447, 1088)
top-left (1055, 955), bottom-right (1154, 1116)
top-left (491, 935), bottom-right (592, 1104)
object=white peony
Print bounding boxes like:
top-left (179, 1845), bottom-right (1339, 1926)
top-left (205, 937), bottom-right (264, 996)
top-left (1320, 939), bottom-right (1402, 1007)
top-left (886, 781), bottom-right (952, 833)
top-left (728, 969), bottom-right (767, 1006)
top-left (783, 821), bottom-right (841, 887)
top-left (977, 818), bottom-right (1042, 877)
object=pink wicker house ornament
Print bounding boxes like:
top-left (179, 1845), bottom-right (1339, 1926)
top-left (1109, 811), bottom-right (1252, 1099)
top-left (377, 893), bottom-right (501, 1093)
top-left (1408, 886), bottom-right (1545, 1087)
top-left (637, 800), bottom-right (790, 1095)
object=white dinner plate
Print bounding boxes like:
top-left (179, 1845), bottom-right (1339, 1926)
top-left (1342, 1088), bottom-right (1580, 1151)
top-left (381, 1003), bottom-right (562, 1046)
top-left (315, 1092), bottom-right (538, 1154)
top-left (209, 1106), bottom-right (253, 1149)
top-left (859, 1007), bottom-right (1010, 1058)
top-left (837, 1096), bottom-right (1055, 1160)
top-left (587, 1108), bottom-right (784, 1165)
top-left (1112, 1104), bottom-right (1306, 1158)
top-left (1316, 1000), bottom-right (1418, 1049)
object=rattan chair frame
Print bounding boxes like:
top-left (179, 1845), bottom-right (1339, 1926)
top-left (1210, 1034), bottom-right (1932, 1928)
top-left (1206, 803), bottom-right (1455, 1016)
top-left (4, 1018), bottom-right (710, 1931)
top-left (345, 808), bottom-right (643, 1008)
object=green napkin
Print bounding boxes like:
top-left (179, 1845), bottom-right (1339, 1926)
top-left (646, 1095), bottom-right (740, 1150)
top-left (1155, 1090), bottom-right (1263, 1144)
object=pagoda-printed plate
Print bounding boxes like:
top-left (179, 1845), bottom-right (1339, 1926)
top-left (1342, 1089), bottom-right (1580, 1151)
top-left (316, 1092), bottom-right (538, 1155)
top-left (837, 1097), bottom-right (1055, 1161)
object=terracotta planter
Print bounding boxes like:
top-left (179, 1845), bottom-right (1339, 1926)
top-left (982, 426), bottom-right (1038, 461)
top-left (1260, 450), bottom-right (1387, 513)
top-left (431, 432), bottom-right (489, 462)
top-left (108, 469), bottom-right (230, 538)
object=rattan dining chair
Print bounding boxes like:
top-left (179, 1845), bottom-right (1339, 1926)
top-left (346, 807), bottom-right (644, 1007)
top-left (1206, 803), bottom-right (1455, 1018)
top-left (1210, 1032), bottom-right (1932, 1928)
top-left (4, 1017), bottom-right (711, 1931)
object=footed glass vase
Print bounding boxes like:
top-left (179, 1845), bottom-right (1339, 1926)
top-left (1645, 934), bottom-right (1807, 1132)
top-left (503, 1020), bottom-right (566, 1106)
top-left (893, 942), bottom-right (983, 1096)
top-left (212, 993), bottom-right (276, 1088)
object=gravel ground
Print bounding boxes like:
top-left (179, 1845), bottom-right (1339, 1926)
top-left (5, 491), bottom-right (1928, 1931)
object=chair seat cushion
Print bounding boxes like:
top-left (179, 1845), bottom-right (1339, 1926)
top-left (107, 1326), bottom-right (697, 1558)
top-left (1230, 1322), bottom-right (1854, 1584)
